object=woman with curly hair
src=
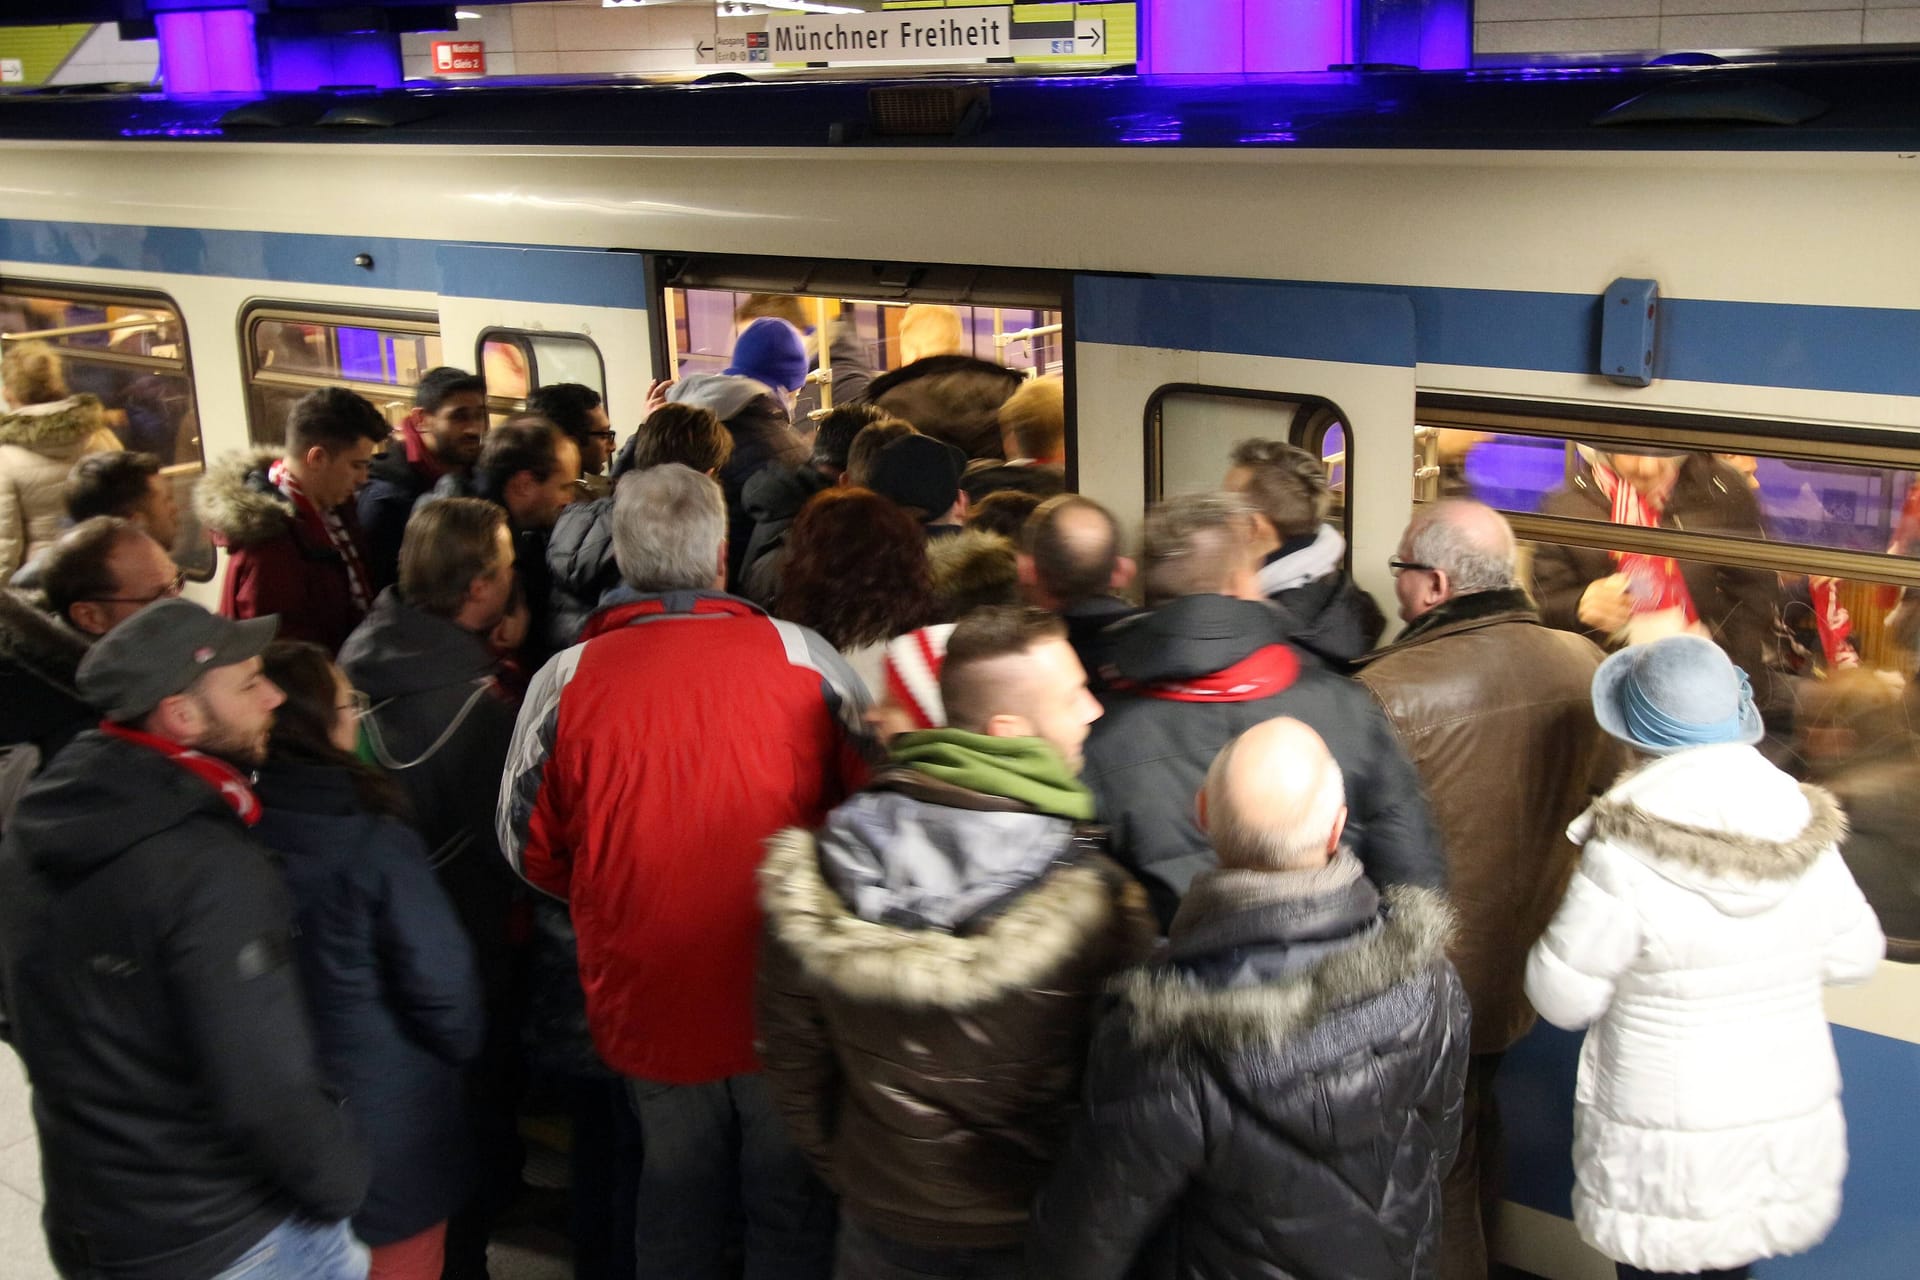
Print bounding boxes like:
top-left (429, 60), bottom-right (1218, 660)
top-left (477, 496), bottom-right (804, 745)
top-left (774, 486), bottom-right (938, 699)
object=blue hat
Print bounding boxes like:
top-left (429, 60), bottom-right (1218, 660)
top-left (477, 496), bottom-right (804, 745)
top-left (726, 318), bottom-right (808, 396)
top-left (1591, 634), bottom-right (1763, 756)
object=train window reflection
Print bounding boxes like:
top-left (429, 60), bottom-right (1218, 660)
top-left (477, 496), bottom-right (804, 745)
top-left (243, 307), bottom-right (441, 447)
top-left (1148, 388), bottom-right (1351, 539)
top-left (478, 330), bottom-right (606, 427)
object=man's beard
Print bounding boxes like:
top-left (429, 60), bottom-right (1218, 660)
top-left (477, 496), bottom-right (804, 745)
top-left (191, 700), bottom-right (270, 769)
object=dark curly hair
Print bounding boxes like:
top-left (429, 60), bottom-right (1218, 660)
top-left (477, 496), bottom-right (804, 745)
top-left (774, 487), bottom-right (936, 651)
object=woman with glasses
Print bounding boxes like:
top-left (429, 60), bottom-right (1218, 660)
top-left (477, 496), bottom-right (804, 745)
top-left (253, 641), bottom-right (485, 1280)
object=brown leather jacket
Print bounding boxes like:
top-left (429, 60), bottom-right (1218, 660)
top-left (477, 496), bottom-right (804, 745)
top-left (1356, 589), bottom-right (1624, 1054)
top-left (756, 775), bottom-right (1156, 1249)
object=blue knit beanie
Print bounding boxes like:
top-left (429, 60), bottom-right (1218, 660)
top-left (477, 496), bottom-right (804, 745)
top-left (726, 318), bottom-right (809, 396)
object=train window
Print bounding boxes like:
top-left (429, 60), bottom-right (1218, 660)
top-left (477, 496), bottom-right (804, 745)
top-left (243, 306), bottom-right (441, 448)
top-left (477, 330), bottom-right (606, 426)
top-left (0, 281), bottom-right (211, 578)
top-left (1147, 386), bottom-right (1351, 536)
top-left (1422, 400), bottom-right (1920, 961)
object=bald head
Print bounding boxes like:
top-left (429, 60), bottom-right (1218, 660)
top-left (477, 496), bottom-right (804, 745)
top-left (1395, 498), bottom-right (1520, 622)
top-left (1202, 718), bottom-right (1347, 871)
top-left (1024, 494), bottom-right (1124, 607)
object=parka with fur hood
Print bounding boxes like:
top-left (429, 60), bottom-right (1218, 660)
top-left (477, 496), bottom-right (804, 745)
top-left (1028, 862), bottom-right (1468, 1280)
top-left (196, 448), bottom-right (370, 653)
top-left (1525, 743), bottom-right (1884, 1274)
top-left (756, 767), bottom-right (1156, 1250)
top-left (0, 394), bottom-right (120, 583)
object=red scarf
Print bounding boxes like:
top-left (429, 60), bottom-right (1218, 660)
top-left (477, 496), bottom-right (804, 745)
top-left (1587, 458), bottom-right (1698, 624)
top-left (100, 721), bottom-right (262, 826)
top-left (269, 458), bottom-right (372, 614)
top-left (1127, 643), bottom-right (1301, 703)
top-left (401, 417), bottom-right (448, 484)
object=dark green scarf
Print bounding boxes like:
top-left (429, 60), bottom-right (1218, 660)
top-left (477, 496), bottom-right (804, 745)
top-left (890, 728), bottom-right (1095, 822)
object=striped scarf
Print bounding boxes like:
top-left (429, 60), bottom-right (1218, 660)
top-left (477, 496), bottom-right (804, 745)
top-left (1587, 457), bottom-right (1697, 624)
top-left (269, 458), bottom-right (372, 614)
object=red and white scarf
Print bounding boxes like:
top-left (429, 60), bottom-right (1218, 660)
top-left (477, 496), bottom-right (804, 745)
top-left (269, 458), bottom-right (372, 614)
top-left (100, 721), bottom-right (262, 826)
top-left (1123, 643), bottom-right (1301, 704)
top-left (1586, 457), bottom-right (1697, 624)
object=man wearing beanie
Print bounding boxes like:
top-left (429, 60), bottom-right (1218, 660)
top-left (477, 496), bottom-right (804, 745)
top-left (664, 317), bottom-right (810, 585)
top-left (758, 605), bottom-right (1155, 1280)
top-left (0, 598), bottom-right (371, 1280)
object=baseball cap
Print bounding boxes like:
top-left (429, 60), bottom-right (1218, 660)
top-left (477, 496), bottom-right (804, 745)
top-left (77, 598), bottom-right (279, 723)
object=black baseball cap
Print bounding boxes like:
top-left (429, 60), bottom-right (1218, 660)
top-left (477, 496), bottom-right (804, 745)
top-left (77, 598), bottom-right (278, 723)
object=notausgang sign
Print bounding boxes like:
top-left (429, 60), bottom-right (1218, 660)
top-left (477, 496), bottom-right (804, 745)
top-left (767, 6), bottom-right (1012, 65)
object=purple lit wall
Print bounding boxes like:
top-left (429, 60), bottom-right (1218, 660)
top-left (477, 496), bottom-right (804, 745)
top-left (155, 8), bottom-right (261, 95)
top-left (261, 34), bottom-right (402, 91)
top-left (1138, 0), bottom-right (1468, 73)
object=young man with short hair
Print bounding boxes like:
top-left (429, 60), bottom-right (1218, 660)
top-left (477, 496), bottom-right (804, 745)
top-left (198, 387), bottom-right (387, 652)
top-left (358, 366), bottom-right (488, 590)
top-left (64, 449), bottom-right (179, 550)
top-left (0, 598), bottom-right (371, 1280)
top-left (528, 382), bottom-right (616, 497)
top-left (759, 605), bottom-right (1152, 1280)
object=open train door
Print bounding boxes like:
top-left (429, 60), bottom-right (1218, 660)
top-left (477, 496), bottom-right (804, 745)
top-left (1070, 274), bottom-right (1417, 612)
top-left (433, 246), bottom-right (656, 431)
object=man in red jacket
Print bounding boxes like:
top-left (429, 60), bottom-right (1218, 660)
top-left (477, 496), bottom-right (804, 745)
top-left (197, 389), bottom-right (386, 653)
top-left (498, 462), bottom-right (874, 1280)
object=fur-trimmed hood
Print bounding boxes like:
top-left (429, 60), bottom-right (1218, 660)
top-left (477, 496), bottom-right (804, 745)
top-left (760, 825), bottom-right (1150, 1010)
top-left (1118, 883), bottom-right (1453, 1053)
top-left (928, 527), bottom-right (1018, 617)
top-left (194, 448), bottom-right (292, 546)
top-left (1572, 743), bottom-right (1846, 915)
top-left (0, 394), bottom-right (108, 454)
top-left (0, 587), bottom-right (89, 688)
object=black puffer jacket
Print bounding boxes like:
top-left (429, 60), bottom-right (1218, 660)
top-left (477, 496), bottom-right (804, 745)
top-left (1084, 594), bottom-right (1445, 928)
top-left (867, 355), bottom-right (1023, 461)
top-left (254, 761), bottom-right (485, 1247)
top-left (0, 587), bottom-right (92, 760)
top-left (1029, 867), bottom-right (1468, 1280)
top-left (1254, 526), bottom-right (1386, 667)
top-left (740, 463), bottom-right (834, 608)
top-left (544, 496), bottom-right (615, 650)
top-left (0, 731), bottom-right (369, 1280)
top-left (665, 372), bottom-right (809, 586)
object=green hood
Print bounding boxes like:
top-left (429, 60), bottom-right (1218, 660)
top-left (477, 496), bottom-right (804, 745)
top-left (890, 728), bottom-right (1094, 822)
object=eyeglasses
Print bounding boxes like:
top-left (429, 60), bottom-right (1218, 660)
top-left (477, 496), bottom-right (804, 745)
top-left (586, 430), bottom-right (618, 443)
top-left (87, 570), bottom-right (187, 606)
top-left (1388, 559), bottom-right (1436, 575)
top-left (335, 689), bottom-right (373, 721)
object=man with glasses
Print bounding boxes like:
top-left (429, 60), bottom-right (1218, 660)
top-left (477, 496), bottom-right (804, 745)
top-left (359, 367), bottom-right (489, 591)
top-left (2, 517), bottom-right (180, 765)
top-left (528, 383), bottom-right (616, 500)
top-left (1356, 498), bottom-right (1623, 1280)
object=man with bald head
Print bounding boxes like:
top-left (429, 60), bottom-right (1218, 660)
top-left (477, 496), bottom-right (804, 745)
top-left (1356, 498), bottom-right (1623, 1280)
top-left (1018, 494), bottom-right (1138, 690)
top-left (1031, 717), bottom-right (1468, 1280)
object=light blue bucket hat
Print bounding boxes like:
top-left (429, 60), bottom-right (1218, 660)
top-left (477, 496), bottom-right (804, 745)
top-left (1591, 634), bottom-right (1764, 756)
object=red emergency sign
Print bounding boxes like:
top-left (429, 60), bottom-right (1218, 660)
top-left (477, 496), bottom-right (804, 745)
top-left (431, 41), bottom-right (486, 74)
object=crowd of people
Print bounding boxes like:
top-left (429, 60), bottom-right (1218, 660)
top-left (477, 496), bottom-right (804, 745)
top-left (0, 310), bottom-right (1898, 1280)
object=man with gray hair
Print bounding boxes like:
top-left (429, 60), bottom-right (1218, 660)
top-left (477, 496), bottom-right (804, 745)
top-left (1030, 717), bottom-right (1468, 1279)
top-left (498, 463), bottom-right (874, 1280)
top-left (1356, 497), bottom-right (1624, 1280)
top-left (1082, 491), bottom-right (1444, 928)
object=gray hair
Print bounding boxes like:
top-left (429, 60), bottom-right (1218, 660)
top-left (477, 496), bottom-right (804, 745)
top-left (1141, 492), bottom-right (1256, 605)
top-left (1204, 726), bottom-right (1346, 871)
top-left (1406, 499), bottom-right (1520, 595)
top-left (613, 463), bottom-right (726, 592)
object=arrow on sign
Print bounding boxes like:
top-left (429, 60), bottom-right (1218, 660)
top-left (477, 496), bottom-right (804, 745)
top-left (1083, 25), bottom-right (1103, 50)
top-left (697, 39), bottom-right (715, 58)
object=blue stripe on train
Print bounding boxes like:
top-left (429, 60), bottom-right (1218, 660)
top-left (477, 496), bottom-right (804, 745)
top-left (1500, 1021), bottom-right (1920, 1276)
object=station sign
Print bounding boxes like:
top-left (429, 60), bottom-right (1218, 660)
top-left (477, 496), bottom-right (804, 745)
top-left (695, 32), bottom-right (770, 65)
top-left (768, 6), bottom-right (1013, 66)
top-left (431, 41), bottom-right (486, 75)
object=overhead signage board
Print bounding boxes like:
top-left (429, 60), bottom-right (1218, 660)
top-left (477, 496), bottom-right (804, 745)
top-left (767, 6), bottom-right (1012, 66)
top-left (696, 32), bottom-right (769, 64)
top-left (431, 41), bottom-right (486, 74)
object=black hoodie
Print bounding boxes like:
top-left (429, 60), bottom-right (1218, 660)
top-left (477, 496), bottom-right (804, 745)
top-left (0, 731), bottom-right (368, 1279)
top-left (1081, 594), bottom-right (1445, 928)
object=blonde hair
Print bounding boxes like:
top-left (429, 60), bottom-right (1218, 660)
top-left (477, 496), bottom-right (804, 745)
top-left (899, 305), bottom-right (965, 365)
top-left (999, 376), bottom-right (1065, 461)
top-left (2, 340), bottom-right (68, 408)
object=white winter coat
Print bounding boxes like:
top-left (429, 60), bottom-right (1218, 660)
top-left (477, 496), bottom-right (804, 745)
top-left (0, 394), bottom-right (120, 584)
top-left (1524, 743), bottom-right (1885, 1273)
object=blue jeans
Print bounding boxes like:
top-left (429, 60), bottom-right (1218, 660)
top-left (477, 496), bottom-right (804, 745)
top-left (625, 1073), bottom-right (836, 1280)
top-left (210, 1218), bottom-right (368, 1280)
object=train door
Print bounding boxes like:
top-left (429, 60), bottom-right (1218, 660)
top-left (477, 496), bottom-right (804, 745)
top-left (1071, 275), bottom-right (1417, 612)
top-left (432, 246), bottom-right (655, 434)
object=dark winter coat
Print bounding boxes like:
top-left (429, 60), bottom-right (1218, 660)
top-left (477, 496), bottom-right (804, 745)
top-left (254, 761), bottom-right (484, 1246)
top-left (357, 439), bottom-right (435, 593)
top-left (1355, 588), bottom-right (1623, 1054)
top-left (0, 731), bottom-right (369, 1280)
top-left (1028, 868), bottom-right (1469, 1280)
top-left (1532, 454), bottom-right (1790, 722)
top-left (1255, 525), bottom-right (1386, 667)
top-left (197, 449), bottom-right (370, 654)
top-left (664, 372), bottom-right (810, 586)
top-left (0, 587), bottom-right (93, 761)
top-left (337, 589), bottom-right (521, 996)
top-left (757, 769), bottom-right (1156, 1249)
top-left (544, 495), bottom-right (616, 651)
top-left (740, 463), bottom-right (835, 608)
top-left (1084, 594), bottom-right (1446, 928)
top-left (867, 355), bottom-right (1024, 461)
top-left (1059, 594), bottom-right (1142, 696)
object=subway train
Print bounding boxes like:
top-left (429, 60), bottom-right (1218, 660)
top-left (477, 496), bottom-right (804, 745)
top-left (4, 51), bottom-right (1920, 1278)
